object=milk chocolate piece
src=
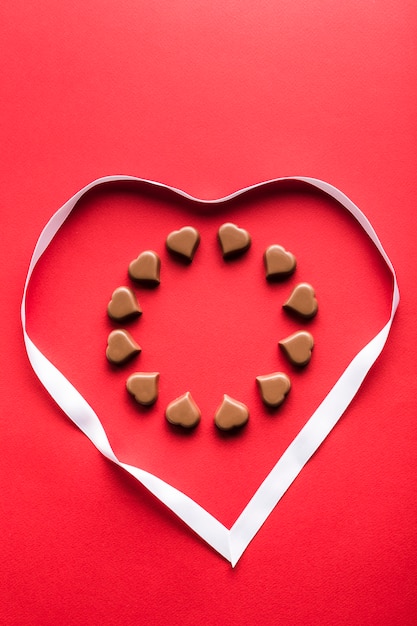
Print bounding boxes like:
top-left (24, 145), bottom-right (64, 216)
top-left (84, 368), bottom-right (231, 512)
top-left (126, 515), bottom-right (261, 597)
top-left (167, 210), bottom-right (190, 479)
top-left (107, 286), bottom-right (142, 322)
top-left (128, 250), bottom-right (160, 286)
top-left (214, 395), bottom-right (249, 430)
top-left (217, 223), bottom-right (251, 258)
top-left (256, 372), bottom-right (291, 408)
top-left (283, 283), bottom-right (318, 319)
top-left (279, 331), bottom-right (314, 367)
top-left (106, 329), bottom-right (141, 365)
top-left (166, 226), bottom-right (200, 262)
top-left (264, 245), bottom-right (296, 280)
top-left (165, 392), bottom-right (201, 428)
top-left (127, 372), bottom-right (159, 406)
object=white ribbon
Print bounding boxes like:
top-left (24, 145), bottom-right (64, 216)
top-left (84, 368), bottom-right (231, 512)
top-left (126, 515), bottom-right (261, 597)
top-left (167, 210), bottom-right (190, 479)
top-left (21, 176), bottom-right (399, 566)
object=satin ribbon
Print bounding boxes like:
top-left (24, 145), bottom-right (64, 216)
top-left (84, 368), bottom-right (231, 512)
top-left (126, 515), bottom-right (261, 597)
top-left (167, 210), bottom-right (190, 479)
top-left (21, 176), bottom-right (399, 566)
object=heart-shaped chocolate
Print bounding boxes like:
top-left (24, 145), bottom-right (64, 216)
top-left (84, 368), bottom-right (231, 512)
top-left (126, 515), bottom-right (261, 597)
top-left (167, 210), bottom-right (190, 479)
top-left (165, 392), bottom-right (201, 428)
top-left (256, 372), bottom-right (291, 408)
top-left (279, 330), bottom-right (314, 367)
top-left (214, 395), bottom-right (249, 430)
top-left (217, 223), bottom-right (251, 258)
top-left (106, 329), bottom-right (141, 365)
top-left (126, 372), bottom-right (159, 406)
top-left (283, 283), bottom-right (318, 319)
top-left (166, 226), bottom-right (200, 262)
top-left (128, 250), bottom-right (160, 286)
top-left (264, 244), bottom-right (296, 280)
top-left (107, 286), bottom-right (142, 322)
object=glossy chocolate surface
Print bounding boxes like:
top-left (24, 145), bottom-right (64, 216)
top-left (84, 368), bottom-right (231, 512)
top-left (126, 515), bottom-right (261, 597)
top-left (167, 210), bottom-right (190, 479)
top-left (283, 283), bottom-right (318, 319)
top-left (264, 244), bottom-right (296, 280)
top-left (106, 329), bottom-right (141, 365)
top-left (165, 391), bottom-right (201, 428)
top-left (279, 330), bottom-right (314, 367)
top-left (214, 394), bottom-right (249, 430)
top-left (128, 250), bottom-right (161, 286)
top-left (217, 223), bottom-right (251, 258)
top-left (256, 372), bottom-right (291, 408)
top-left (126, 372), bottom-right (159, 406)
top-left (107, 286), bottom-right (141, 322)
top-left (166, 226), bottom-right (200, 262)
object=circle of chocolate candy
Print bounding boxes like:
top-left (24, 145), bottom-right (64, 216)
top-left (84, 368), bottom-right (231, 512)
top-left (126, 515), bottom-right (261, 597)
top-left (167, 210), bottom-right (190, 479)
top-left (105, 223), bottom-right (318, 432)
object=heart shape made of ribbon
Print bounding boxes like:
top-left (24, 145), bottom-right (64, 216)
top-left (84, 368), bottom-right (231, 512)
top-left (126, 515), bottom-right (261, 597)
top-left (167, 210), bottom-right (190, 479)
top-left (21, 175), bottom-right (399, 566)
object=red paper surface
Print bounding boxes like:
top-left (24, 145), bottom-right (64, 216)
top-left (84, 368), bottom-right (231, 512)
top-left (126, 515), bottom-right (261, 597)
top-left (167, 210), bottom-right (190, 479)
top-left (1, 2), bottom-right (417, 624)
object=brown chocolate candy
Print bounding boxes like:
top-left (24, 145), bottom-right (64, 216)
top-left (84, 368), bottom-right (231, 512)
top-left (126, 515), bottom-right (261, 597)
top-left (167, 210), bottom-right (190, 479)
top-left (214, 395), bottom-right (249, 430)
top-left (106, 329), bottom-right (141, 365)
top-left (128, 250), bottom-right (160, 286)
top-left (126, 372), bottom-right (159, 406)
top-left (283, 283), bottom-right (318, 319)
top-left (107, 286), bottom-right (142, 322)
top-left (218, 223), bottom-right (251, 258)
top-left (256, 372), bottom-right (291, 408)
top-left (264, 245), bottom-right (296, 280)
top-left (165, 392), bottom-right (201, 428)
top-left (279, 331), bottom-right (314, 367)
top-left (166, 226), bottom-right (200, 262)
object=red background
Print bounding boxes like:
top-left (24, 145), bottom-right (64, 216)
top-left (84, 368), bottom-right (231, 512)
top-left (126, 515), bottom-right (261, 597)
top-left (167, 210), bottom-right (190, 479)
top-left (1, 2), bottom-right (416, 624)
